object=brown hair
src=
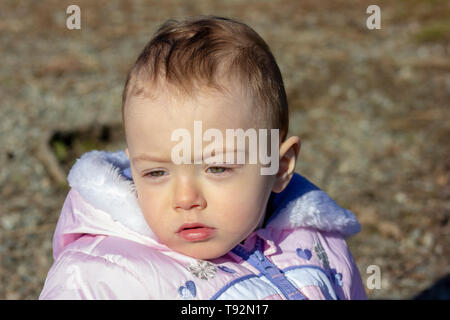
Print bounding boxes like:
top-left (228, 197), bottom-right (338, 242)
top-left (122, 15), bottom-right (289, 141)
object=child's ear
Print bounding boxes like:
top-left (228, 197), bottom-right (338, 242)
top-left (272, 136), bottom-right (301, 193)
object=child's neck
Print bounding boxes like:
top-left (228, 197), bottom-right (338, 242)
top-left (239, 213), bottom-right (269, 246)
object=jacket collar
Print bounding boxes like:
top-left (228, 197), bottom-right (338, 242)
top-left (67, 150), bottom-right (361, 240)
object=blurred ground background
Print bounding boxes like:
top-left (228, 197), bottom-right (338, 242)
top-left (0, 0), bottom-right (449, 299)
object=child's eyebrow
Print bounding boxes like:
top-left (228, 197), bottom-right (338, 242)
top-left (132, 154), bottom-right (171, 164)
top-left (133, 149), bottom-right (247, 164)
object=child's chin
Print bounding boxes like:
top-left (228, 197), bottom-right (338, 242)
top-left (177, 244), bottom-right (228, 260)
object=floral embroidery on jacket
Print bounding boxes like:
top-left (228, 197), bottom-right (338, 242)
top-left (313, 241), bottom-right (330, 271)
top-left (187, 260), bottom-right (217, 280)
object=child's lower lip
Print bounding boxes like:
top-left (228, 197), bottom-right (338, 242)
top-left (178, 228), bottom-right (216, 241)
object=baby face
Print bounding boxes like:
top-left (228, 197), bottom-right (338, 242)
top-left (124, 83), bottom-right (278, 260)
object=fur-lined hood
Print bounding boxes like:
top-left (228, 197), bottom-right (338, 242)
top-left (63, 149), bottom-right (361, 245)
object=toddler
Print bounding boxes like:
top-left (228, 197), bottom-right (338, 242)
top-left (40, 16), bottom-right (367, 300)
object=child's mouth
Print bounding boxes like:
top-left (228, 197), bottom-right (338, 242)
top-left (177, 223), bottom-right (216, 242)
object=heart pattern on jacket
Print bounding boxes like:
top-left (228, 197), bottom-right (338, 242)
top-left (296, 248), bottom-right (312, 261)
top-left (178, 280), bottom-right (197, 299)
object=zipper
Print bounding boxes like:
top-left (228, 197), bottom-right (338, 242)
top-left (232, 237), bottom-right (307, 300)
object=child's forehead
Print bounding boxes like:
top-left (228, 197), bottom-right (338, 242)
top-left (150, 78), bottom-right (249, 104)
top-left (126, 81), bottom-right (260, 120)
top-left (123, 78), bottom-right (270, 146)
top-left (127, 99), bottom-right (263, 133)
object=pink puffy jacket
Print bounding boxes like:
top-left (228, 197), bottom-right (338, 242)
top-left (39, 150), bottom-right (367, 300)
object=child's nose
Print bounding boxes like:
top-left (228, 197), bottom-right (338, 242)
top-left (172, 178), bottom-right (206, 211)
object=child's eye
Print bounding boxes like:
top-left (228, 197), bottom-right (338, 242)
top-left (144, 170), bottom-right (167, 178)
top-left (206, 166), bottom-right (231, 174)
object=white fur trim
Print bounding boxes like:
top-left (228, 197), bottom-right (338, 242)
top-left (266, 190), bottom-right (361, 237)
top-left (68, 150), bottom-right (155, 237)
